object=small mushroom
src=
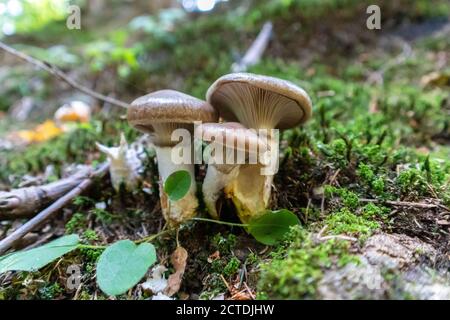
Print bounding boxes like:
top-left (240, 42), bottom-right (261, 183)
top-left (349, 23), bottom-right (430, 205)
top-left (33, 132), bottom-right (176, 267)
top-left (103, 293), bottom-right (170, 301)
top-left (128, 90), bottom-right (217, 225)
top-left (195, 122), bottom-right (265, 219)
top-left (206, 73), bottom-right (312, 223)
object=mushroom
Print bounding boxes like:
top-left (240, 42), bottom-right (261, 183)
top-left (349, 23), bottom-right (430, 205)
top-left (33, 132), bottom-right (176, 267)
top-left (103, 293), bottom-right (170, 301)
top-left (128, 90), bottom-right (217, 225)
top-left (195, 122), bottom-right (266, 219)
top-left (206, 73), bottom-right (312, 223)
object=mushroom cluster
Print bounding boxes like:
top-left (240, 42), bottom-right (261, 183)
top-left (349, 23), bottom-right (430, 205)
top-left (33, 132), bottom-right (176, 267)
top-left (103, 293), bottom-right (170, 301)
top-left (128, 73), bottom-right (312, 226)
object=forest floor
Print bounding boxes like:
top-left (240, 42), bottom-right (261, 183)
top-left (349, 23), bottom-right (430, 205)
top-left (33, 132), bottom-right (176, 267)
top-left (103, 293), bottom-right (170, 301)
top-left (0, 0), bottom-right (449, 299)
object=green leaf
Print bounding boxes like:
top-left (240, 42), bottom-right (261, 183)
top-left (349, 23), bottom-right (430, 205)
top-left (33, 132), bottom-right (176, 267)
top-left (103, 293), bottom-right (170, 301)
top-left (248, 209), bottom-right (300, 245)
top-left (0, 234), bottom-right (79, 274)
top-left (163, 170), bottom-right (191, 201)
top-left (96, 240), bottom-right (156, 296)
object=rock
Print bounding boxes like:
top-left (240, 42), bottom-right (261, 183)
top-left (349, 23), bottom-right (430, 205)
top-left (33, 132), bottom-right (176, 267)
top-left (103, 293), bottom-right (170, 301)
top-left (363, 233), bottom-right (436, 270)
top-left (398, 267), bottom-right (450, 300)
top-left (317, 233), bottom-right (448, 300)
top-left (318, 257), bottom-right (388, 299)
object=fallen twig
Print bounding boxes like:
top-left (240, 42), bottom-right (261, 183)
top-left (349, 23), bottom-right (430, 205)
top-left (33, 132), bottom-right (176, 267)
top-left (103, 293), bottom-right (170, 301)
top-left (316, 225), bottom-right (358, 242)
top-left (0, 41), bottom-right (129, 109)
top-left (360, 198), bottom-right (449, 211)
top-left (0, 163), bottom-right (109, 255)
top-left (318, 235), bottom-right (358, 242)
top-left (0, 167), bottom-right (92, 220)
top-left (232, 21), bottom-right (273, 72)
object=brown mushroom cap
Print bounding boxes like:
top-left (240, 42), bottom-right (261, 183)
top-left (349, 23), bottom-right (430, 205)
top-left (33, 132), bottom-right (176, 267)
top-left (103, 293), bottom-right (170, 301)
top-left (128, 90), bottom-right (218, 146)
top-left (206, 73), bottom-right (312, 129)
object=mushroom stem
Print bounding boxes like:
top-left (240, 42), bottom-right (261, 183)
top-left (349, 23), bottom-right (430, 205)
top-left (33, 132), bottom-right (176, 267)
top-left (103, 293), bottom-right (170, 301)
top-left (154, 146), bottom-right (198, 225)
top-left (203, 164), bottom-right (240, 219)
top-left (224, 163), bottom-right (274, 224)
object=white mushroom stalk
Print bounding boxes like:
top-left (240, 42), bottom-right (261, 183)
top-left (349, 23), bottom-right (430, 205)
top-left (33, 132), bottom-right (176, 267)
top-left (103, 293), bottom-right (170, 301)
top-left (206, 73), bottom-right (312, 223)
top-left (128, 90), bottom-right (217, 226)
top-left (197, 122), bottom-right (267, 220)
top-left (153, 145), bottom-right (198, 224)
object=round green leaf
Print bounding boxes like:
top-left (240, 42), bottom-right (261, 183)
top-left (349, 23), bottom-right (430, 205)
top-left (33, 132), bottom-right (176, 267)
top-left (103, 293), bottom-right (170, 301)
top-left (248, 209), bottom-right (300, 245)
top-left (96, 240), bottom-right (156, 296)
top-left (0, 234), bottom-right (79, 274)
top-left (163, 170), bottom-right (191, 201)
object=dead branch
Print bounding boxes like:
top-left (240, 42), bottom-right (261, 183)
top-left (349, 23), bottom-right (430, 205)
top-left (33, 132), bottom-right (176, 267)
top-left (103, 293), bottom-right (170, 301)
top-left (0, 167), bottom-right (92, 220)
top-left (0, 163), bottom-right (109, 255)
top-left (0, 41), bottom-right (129, 109)
top-left (360, 198), bottom-right (450, 211)
top-left (232, 21), bottom-right (273, 72)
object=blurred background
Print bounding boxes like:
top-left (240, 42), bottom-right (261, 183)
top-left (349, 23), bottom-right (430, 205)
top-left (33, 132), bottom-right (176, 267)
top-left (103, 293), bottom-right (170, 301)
top-left (1, 0), bottom-right (448, 116)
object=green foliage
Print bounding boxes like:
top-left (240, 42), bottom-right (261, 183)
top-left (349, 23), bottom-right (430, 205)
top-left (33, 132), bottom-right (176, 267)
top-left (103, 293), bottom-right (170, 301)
top-left (0, 0), bottom-right (68, 37)
top-left (163, 170), bottom-right (192, 201)
top-left (248, 209), bottom-right (301, 245)
top-left (0, 235), bottom-right (79, 274)
top-left (96, 240), bottom-right (157, 296)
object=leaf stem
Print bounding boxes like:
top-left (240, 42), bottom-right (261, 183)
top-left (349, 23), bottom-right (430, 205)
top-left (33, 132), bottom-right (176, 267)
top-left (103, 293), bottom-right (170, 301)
top-left (78, 244), bottom-right (106, 250)
top-left (191, 217), bottom-right (248, 227)
top-left (135, 229), bottom-right (171, 244)
top-left (77, 229), bottom-right (171, 250)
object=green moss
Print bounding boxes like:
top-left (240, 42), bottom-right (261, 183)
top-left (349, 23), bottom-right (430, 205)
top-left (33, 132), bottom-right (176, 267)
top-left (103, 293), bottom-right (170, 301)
top-left (65, 213), bottom-right (88, 234)
top-left (396, 168), bottom-right (428, 195)
top-left (361, 203), bottom-right (389, 220)
top-left (79, 248), bottom-right (103, 264)
top-left (326, 208), bottom-right (380, 237)
top-left (38, 282), bottom-right (64, 300)
top-left (83, 229), bottom-right (99, 242)
top-left (325, 186), bottom-right (360, 210)
top-left (199, 273), bottom-right (227, 300)
top-left (211, 233), bottom-right (237, 254)
top-left (223, 257), bottom-right (241, 277)
top-left (257, 226), bottom-right (356, 299)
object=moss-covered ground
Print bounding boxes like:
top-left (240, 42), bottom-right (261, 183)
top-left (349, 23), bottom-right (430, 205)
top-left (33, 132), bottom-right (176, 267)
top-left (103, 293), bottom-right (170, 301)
top-left (0, 0), bottom-right (449, 299)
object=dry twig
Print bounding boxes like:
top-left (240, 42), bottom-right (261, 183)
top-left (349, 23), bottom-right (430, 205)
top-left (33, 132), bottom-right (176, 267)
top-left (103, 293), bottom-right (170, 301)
top-left (360, 198), bottom-right (449, 211)
top-left (0, 41), bottom-right (129, 109)
top-left (231, 21), bottom-right (273, 72)
top-left (0, 163), bottom-right (109, 255)
top-left (0, 168), bottom-right (92, 219)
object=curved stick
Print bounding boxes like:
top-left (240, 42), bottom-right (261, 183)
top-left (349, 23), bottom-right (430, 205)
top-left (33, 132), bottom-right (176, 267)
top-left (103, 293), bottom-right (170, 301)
top-left (0, 163), bottom-right (109, 255)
